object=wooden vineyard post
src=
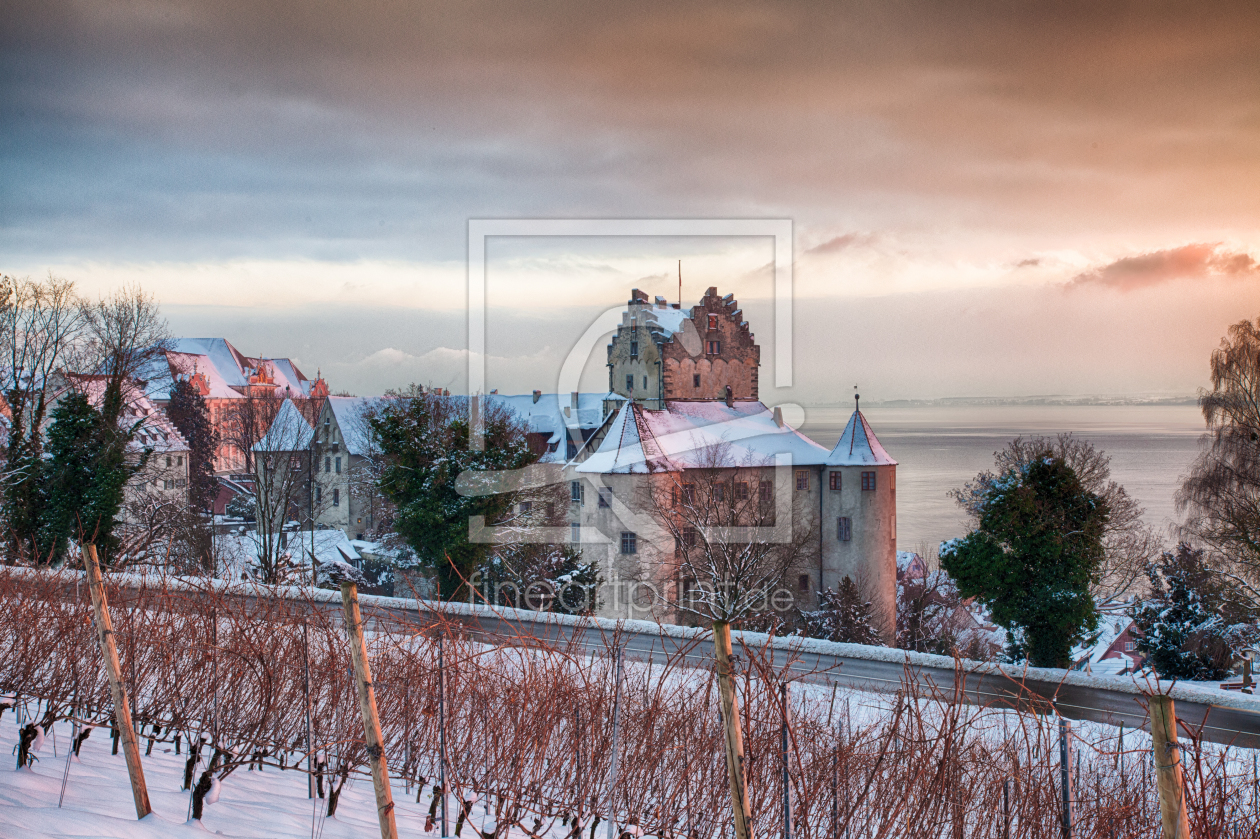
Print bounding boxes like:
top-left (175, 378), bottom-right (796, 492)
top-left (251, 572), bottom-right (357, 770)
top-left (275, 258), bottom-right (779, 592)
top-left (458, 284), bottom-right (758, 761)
top-left (339, 581), bottom-right (399, 839)
top-left (714, 620), bottom-right (754, 839)
top-left (1149, 695), bottom-right (1191, 839)
top-left (606, 646), bottom-right (624, 839)
top-left (82, 543), bottom-right (152, 819)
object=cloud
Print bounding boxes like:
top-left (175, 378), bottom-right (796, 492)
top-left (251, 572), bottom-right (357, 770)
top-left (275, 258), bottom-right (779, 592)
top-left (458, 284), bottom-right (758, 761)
top-left (1070, 243), bottom-right (1260, 291)
top-left (806, 233), bottom-right (876, 255)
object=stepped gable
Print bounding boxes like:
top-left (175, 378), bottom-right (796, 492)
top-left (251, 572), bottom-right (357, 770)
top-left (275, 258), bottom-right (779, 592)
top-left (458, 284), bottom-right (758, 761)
top-left (659, 286), bottom-right (760, 402)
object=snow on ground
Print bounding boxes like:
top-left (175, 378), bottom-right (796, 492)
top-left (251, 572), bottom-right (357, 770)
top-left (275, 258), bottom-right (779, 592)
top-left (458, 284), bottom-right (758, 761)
top-left (0, 716), bottom-right (487, 839)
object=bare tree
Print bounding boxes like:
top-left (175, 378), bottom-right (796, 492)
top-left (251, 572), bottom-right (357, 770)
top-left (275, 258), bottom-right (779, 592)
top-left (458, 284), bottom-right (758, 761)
top-left (1178, 316), bottom-right (1260, 589)
top-left (249, 398), bottom-right (324, 584)
top-left (0, 275), bottom-right (87, 562)
top-left (955, 433), bottom-right (1161, 597)
top-left (638, 443), bottom-right (817, 839)
top-left (220, 390), bottom-right (283, 475)
top-left (80, 284), bottom-right (172, 425)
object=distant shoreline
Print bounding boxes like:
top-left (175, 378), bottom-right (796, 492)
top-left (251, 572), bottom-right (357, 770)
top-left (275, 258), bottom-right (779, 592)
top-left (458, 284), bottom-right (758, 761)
top-left (806, 395), bottom-right (1200, 409)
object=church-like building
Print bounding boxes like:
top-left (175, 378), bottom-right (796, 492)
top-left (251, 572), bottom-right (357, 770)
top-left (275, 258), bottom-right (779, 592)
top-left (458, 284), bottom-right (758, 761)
top-left (567, 287), bottom-right (898, 637)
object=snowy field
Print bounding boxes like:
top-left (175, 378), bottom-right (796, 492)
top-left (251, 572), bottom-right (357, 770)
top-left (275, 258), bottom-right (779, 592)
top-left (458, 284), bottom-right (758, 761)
top-left (0, 717), bottom-right (483, 839)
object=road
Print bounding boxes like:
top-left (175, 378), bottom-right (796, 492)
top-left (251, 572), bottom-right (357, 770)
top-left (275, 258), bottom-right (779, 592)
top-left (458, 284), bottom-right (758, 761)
top-left (12, 569), bottom-right (1260, 749)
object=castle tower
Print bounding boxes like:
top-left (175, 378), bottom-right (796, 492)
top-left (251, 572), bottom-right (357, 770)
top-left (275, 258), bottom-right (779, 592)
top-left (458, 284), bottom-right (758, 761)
top-left (606, 286), bottom-right (759, 410)
top-left (820, 396), bottom-right (898, 642)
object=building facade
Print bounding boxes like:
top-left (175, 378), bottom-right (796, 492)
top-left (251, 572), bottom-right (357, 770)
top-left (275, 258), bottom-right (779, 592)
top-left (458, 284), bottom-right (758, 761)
top-left (142, 338), bottom-right (329, 474)
top-left (573, 287), bottom-right (898, 636)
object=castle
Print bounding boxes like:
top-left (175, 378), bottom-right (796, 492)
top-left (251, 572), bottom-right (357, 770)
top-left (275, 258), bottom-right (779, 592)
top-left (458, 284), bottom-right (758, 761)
top-left (568, 287), bottom-right (898, 636)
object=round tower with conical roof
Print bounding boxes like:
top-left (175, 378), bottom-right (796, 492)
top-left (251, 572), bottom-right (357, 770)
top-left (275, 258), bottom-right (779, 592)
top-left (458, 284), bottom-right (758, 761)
top-left (820, 393), bottom-right (898, 641)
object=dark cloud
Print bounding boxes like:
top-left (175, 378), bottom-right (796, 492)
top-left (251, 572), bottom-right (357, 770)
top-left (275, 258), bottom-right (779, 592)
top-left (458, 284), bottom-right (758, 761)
top-left (1070, 243), bottom-right (1260, 291)
top-left (1016, 258), bottom-right (1041, 268)
top-left (2, 1), bottom-right (1259, 263)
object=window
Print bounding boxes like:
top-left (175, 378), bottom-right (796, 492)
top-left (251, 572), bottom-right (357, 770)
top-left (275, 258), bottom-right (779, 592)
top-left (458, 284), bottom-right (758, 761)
top-left (626, 374), bottom-right (634, 392)
top-left (706, 340), bottom-right (721, 355)
top-left (166, 456), bottom-right (173, 467)
top-left (335, 457), bottom-right (342, 474)
top-left (566, 438), bottom-right (577, 459)
top-left (163, 480), bottom-right (173, 490)
top-left (735, 481), bottom-right (749, 500)
top-left (1124, 641), bottom-right (1136, 652)
top-left (681, 577), bottom-right (697, 603)
top-left (176, 478), bottom-right (187, 488)
top-left (798, 574), bottom-right (810, 594)
top-left (620, 532), bottom-right (637, 554)
top-left (682, 483), bottom-right (695, 503)
top-left (546, 502), bottom-right (555, 519)
top-left (290, 455), bottom-right (301, 470)
top-left (333, 488), bottom-right (340, 506)
top-left (630, 340), bottom-right (638, 358)
top-left (713, 483), bottom-right (725, 502)
top-left (571, 480), bottom-right (583, 504)
top-left (315, 485), bottom-right (322, 504)
top-left (643, 375), bottom-right (648, 389)
top-left (861, 471), bottom-right (876, 491)
top-left (519, 501), bottom-right (532, 514)
top-left (795, 469), bottom-right (809, 491)
top-left (759, 481), bottom-right (773, 502)
top-left (693, 374), bottom-right (701, 388)
top-left (598, 487), bottom-right (613, 508)
top-left (571, 523), bottom-right (581, 543)
top-left (177, 456), bottom-right (183, 467)
top-left (325, 456), bottom-right (331, 473)
top-left (829, 471), bottom-right (842, 491)
top-left (683, 527), bottom-right (697, 548)
top-left (837, 517), bottom-right (852, 541)
top-left (707, 313), bottom-right (718, 330)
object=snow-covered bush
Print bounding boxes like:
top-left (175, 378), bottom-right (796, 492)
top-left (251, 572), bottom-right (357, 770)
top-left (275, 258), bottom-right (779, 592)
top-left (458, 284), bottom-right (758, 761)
top-left (1131, 543), bottom-right (1259, 681)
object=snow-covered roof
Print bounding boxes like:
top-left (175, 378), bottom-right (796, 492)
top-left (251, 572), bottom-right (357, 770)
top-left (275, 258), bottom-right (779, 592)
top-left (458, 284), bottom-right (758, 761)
top-left (576, 399), bottom-right (830, 474)
top-left (253, 399), bottom-right (313, 452)
top-left (826, 408), bottom-right (897, 466)
top-left (326, 396), bottom-right (388, 456)
top-left (143, 338), bottom-right (312, 402)
top-left (57, 374), bottom-right (189, 454)
top-left (489, 393), bottom-right (607, 463)
top-left (643, 304), bottom-right (690, 338)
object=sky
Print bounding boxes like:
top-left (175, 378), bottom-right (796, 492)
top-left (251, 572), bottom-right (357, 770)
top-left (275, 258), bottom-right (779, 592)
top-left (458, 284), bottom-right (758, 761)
top-left (2, 1), bottom-right (1259, 403)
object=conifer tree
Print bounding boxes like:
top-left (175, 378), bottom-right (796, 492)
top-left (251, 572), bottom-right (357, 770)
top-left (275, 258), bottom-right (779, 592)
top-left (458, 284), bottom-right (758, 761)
top-left (166, 378), bottom-right (219, 511)
top-left (802, 576), bottom-right (881, 645)
top-left (40, 390), bottom-right (141, 564)
top-left (1132, 544), bottom-right (1258, 681)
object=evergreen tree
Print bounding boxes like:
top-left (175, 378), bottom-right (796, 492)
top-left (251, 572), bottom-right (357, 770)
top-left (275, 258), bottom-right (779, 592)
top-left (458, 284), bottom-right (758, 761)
top-left (40, 389), bottom-right (144, 565)
top-left (370, 389), bottom-right (538, 598)
top-left (802, 576), bottom-right (881, 645)
top-left (941, 454), bottom-right (1109, 668)
top-left (165, 378), bottom-right (219, 511)
top-left (1132, 544), bottom-right (1258, 681)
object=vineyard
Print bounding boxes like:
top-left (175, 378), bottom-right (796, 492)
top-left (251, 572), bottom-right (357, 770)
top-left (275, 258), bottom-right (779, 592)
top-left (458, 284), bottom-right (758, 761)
top-left (2, 567), bottom-right (1259, 838)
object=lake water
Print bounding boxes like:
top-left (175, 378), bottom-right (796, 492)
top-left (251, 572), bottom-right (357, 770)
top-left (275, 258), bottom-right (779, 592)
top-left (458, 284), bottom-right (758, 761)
top-left (799, 404), bottom-right (1206, 555)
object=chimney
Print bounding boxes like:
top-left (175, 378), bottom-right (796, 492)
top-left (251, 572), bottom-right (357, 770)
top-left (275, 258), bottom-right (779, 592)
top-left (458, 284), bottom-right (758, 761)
top-left (773, 406), bottom-right (784, 427)
top-left (571, 391), bottom-right (579, 410)
top-left (630, 288), bottom-right (649, 304)
top-left (724, 385), bottom-right (734, 408)
top-left (532, 389), bottom-right (542, 403)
